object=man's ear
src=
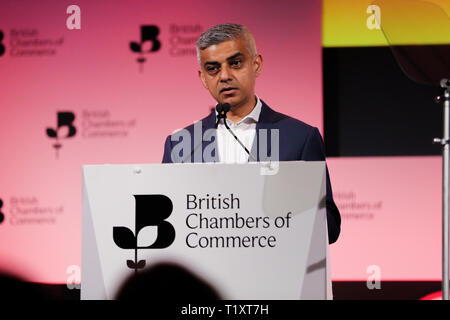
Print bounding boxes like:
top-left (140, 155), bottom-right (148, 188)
top-left (198, 69), bottom-right (208, 89)
top-left (253, 53), bottom-right (263, 77)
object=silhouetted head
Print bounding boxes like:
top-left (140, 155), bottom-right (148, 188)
top-left (116, 262), bottom-right (221, 300)
top-left (0, 272), bottom-right (48, 300)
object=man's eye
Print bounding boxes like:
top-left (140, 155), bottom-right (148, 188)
top-left (207, 67), bottom-right (218, 73)
top-left (230, 60), bottom-right (241, 67)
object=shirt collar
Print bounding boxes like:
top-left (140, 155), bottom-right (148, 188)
top-left (215, 95), bottom-right (262, 125)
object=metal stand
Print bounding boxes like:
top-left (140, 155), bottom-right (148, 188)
top-left (434, 78), bottom-right (450, 300)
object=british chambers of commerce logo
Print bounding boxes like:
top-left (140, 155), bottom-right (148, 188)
top-left (130, 25), bottom-right (161, 72)
top-left (0, 30), bottom-right (5, 56)
top-left (46, 111), bottom-right (77, 159)
top-left (0, 199), bottom-right (4, 224)
top-left (113, 195), bottom-right (175, 274)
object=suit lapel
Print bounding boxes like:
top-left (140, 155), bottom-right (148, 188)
top-left (250, 100), bottom-right (283, 162)
top-left (201, 110), bottom-right (218, 163)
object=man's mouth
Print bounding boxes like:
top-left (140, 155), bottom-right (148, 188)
top-left (220, 87), bottom-right (238, 94)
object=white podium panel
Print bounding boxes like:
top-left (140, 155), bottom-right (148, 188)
top-left (81, 161), bottom-right (329, 299)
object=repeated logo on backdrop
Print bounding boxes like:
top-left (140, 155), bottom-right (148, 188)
top-left (46, 112), bottom-right (77, 159)
top-left (130, 25), bottom-right (161, 72)
top-left (168, 24), bottom-right (203, 57)
top-left (1, 28), bottom-right (65, 57)
top-left (0, 199), bottom-right (4, 224)
top-left (128, 24), bottom-right (205, 72)
top-left (0, 30), bottom-right (5, 56)
top-left (45, 110), bottom-right (137, 158)
top-left (0, 196), bottom-right (64, 226)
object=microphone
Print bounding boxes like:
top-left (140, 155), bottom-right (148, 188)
top-left (216, 103), bottom-right (230, 119)
top-left (181, 103), bottom-right (257, 163)
top-left (219, 103), bottom-right (257, 162)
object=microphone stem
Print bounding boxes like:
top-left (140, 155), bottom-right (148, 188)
top-left (223, 120), bottom-right (257, 162)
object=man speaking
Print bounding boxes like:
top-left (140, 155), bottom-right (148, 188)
top-left (162, 23), bottom-right (341, 244)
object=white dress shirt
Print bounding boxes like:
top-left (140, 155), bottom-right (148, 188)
top-left (216, 96), bottom-right (262, 163)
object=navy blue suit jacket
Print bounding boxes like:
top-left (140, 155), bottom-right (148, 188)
top-left (162, 99), bottom-right (341, 244)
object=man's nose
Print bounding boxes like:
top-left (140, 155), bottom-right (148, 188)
top-left (219, 65), bottom-right (232, 82)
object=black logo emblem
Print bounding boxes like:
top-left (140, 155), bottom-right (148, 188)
top-left (130, 25), bottom-right (161, 72)
top-left (0, 199), bottom-right (4, 224)
top-left (0, 30), bottom-right (5, 56)
top-left (46, 112), bottom-right (77, 159)
top-left (113, 195), bottom-right (175, 274)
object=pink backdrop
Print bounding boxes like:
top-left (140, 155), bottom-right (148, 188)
top-left (328, 157), bottom-right (441, 281)
top-left (0, 0), bottom-right (323, 283)
top-left (0, 0), bottom-right (442, 286)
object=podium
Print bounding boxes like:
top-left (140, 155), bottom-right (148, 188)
top-left (81, 161), bottom-right (332, 299)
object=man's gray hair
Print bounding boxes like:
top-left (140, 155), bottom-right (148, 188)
top-left (196, 23), bottom-right (257, 64)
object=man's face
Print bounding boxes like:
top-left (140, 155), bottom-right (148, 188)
top-left (198, 37), bottom-right (262, 108)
